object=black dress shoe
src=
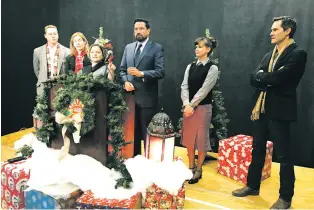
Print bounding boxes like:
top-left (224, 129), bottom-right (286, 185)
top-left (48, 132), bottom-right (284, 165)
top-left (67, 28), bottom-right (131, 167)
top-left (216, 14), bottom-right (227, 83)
top-left (232, 186), bottom-right (259, 197)
top-left (270, 198), bottom-right (291, 209)
top-left (188, 168), bottom-right (202, 184)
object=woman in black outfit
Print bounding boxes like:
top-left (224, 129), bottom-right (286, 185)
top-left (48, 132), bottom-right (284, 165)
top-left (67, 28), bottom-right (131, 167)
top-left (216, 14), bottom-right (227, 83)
top-left (65, 32), bottom-right (91, 74)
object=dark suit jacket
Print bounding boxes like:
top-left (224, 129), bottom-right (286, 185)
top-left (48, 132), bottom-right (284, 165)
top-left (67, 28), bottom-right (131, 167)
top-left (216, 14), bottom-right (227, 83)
top-left (251, 43), bottom-right (307, 121)
top-left (65, 54), bottom-right (91, 73)
top-left (119, 39), bottom-right (165, 107)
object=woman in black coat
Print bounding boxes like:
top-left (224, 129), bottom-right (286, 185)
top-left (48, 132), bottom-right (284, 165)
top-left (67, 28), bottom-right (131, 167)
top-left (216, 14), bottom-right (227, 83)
top-left (65, 32), bottom-right (91, 74)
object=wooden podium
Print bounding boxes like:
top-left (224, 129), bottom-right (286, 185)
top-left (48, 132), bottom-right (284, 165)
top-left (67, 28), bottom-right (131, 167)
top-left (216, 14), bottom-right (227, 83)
top-left (41, 81), bottom-right (136, 165)
top-left (121, 93), bottom-right (135, 158)
top-left (107, 92), bottom-right (135, 159)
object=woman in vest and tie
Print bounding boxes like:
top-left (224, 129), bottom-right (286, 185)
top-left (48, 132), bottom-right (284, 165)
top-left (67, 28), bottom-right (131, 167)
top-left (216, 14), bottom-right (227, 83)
top-left (181, 37), bottom-right (219, 184)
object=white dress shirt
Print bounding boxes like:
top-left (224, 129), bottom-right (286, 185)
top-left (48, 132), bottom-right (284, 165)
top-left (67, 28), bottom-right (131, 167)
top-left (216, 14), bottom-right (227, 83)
top-left (48, 45), bottom-right (57, 65)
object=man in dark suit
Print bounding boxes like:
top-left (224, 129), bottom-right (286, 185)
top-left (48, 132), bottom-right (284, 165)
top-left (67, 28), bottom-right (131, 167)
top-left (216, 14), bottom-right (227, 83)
top-left (232, 16), bottom-right (307, 209)
top-left (119, 18), bottom-right (165, 156)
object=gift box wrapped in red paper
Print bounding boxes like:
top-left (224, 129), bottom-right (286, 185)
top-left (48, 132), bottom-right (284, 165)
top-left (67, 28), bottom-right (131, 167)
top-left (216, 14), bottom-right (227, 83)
top-left (76, 190), bottom-right (142, 209)
top-left (142, 184), bottom-right (185, 209)
top-left (217, 134), bottom-right (273, 184)
top-left (1, 159), bottom-right (30, 209)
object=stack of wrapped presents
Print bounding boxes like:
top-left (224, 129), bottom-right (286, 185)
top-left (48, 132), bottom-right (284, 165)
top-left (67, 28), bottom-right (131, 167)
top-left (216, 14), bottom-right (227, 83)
top-left (1, 157), bottom-right (187, 209)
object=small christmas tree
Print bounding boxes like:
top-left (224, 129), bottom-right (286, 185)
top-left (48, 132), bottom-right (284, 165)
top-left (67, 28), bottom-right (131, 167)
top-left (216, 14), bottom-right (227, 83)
top-left (205, 29), bottom-right (230, 152)
top-left (93, 27), bottom-right (114, 63)
top-left (210, 71), bottom-right (230, 152)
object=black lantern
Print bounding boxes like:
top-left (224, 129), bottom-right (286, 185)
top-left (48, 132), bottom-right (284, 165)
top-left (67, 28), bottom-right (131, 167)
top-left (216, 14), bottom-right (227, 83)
top-left (145, 108), bottom-right (176, 162)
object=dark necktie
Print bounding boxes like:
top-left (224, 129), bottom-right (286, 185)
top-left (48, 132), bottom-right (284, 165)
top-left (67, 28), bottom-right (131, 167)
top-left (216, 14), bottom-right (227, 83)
top-left (197, 62), bottom-right (204, 67)
top-left (134, 43), bottom-right (142, 64)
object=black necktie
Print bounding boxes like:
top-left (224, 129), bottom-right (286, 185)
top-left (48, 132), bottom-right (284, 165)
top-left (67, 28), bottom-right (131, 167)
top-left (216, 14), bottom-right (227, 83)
top-left (197, 62), bottom-right (203, 67)
top-left (134, 43), bottom-right (142, 64)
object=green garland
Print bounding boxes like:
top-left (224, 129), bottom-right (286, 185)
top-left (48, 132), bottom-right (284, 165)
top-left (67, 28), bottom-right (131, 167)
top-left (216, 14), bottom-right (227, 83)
top-left (106, 87), bottom-right (132, 188)
top-left (34, 72), bottom-right (132, 188)
top-left (34, 87), bottom-right (56, 143)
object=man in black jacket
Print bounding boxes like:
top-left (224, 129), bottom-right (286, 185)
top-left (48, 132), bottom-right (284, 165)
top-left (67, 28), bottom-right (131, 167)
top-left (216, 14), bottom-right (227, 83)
top-left (232, 16), bottom-right (307, 209)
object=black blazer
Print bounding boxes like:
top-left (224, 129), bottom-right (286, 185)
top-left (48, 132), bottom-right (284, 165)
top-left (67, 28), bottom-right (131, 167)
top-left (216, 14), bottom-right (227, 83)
top-left (251, 43), bottom-right (307, 121)
top-left (65, 54), bottom-right (91, 73)
top-left (119, 40), bottom-right (165, 107)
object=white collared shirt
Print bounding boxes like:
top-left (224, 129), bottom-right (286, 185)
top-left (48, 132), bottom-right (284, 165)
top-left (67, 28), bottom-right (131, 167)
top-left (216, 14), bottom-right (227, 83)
top-left (48, 45), bottom-right (57, 65)
top-left (196, 57), bottom-right (210, 66)
top-left (135, 37), bottom-right (149, 54)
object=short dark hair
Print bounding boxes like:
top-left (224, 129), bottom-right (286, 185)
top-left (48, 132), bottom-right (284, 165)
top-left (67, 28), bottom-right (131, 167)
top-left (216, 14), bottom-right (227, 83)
top-left (273, 16), bottom-right (297, 38)
top-left (134, 18), bottom-right (150, 29)
top-left (194, 37), bottom-right (217, 56)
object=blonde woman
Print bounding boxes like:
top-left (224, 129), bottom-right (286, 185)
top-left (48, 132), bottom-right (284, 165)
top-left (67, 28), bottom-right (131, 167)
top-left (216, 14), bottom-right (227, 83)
top-left (65, 32), bottom-right (90, 74)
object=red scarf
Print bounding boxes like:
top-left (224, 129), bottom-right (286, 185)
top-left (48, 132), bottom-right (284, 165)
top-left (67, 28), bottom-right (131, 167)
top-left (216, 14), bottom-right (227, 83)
top-left (74, 50), bottom-right (87, 74)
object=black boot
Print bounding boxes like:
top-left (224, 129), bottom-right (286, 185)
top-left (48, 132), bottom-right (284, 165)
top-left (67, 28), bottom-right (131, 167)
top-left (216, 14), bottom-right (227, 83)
top-left (270, 198), bottom-right (291, 209)
top-left (232, 186), bottom-right (259, 197)
top-left (188, 168), bottom-right (202, 184)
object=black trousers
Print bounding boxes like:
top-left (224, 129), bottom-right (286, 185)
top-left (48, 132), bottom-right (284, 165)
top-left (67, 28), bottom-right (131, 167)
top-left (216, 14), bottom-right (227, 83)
top-left (133, 104), bottom-right (156, 156)
top-left (247, 114), bottom-right (295, 202)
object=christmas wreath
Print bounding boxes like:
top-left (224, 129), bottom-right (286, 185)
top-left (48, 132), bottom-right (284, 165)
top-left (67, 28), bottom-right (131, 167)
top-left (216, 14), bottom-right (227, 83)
top-left (53, 75), bottom-right (95, 139)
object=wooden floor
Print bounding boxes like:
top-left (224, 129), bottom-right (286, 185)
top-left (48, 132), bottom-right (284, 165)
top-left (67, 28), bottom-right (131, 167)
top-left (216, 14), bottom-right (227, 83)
top-left (1, 128), bottom-right (314, 209)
